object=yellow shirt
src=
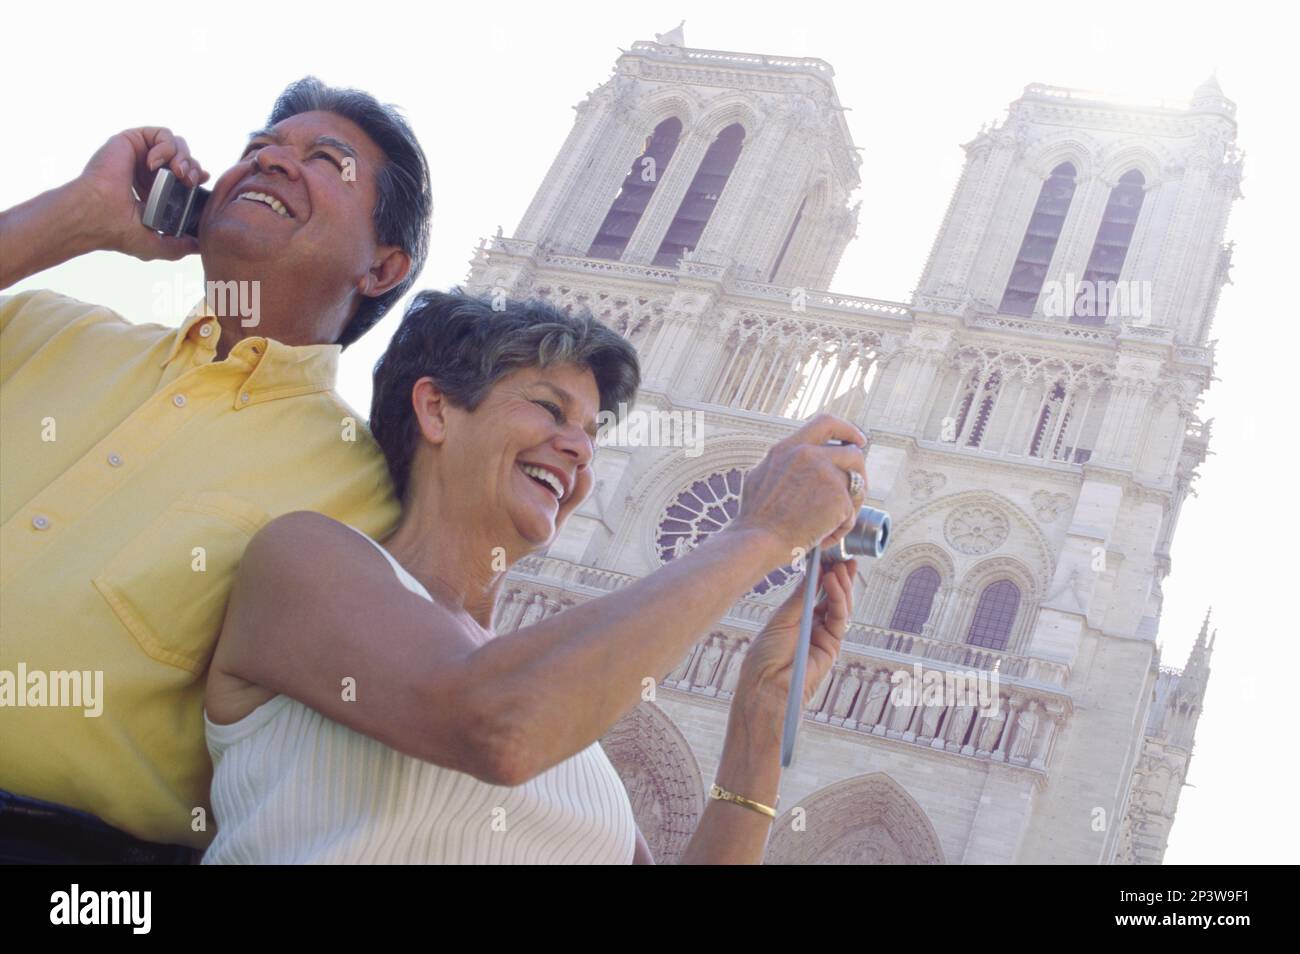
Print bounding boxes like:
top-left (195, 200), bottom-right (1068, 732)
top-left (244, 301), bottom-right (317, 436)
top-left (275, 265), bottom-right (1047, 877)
top-left (0, 289), bottom-right (400, 847)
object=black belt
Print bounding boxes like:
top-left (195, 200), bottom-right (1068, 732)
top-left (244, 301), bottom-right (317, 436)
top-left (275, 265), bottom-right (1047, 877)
top-left (0, 789), bottom-right (202, 865)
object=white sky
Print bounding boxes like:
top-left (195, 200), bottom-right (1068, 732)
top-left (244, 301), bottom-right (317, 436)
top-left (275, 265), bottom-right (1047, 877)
top-left (3, 0), bottom-right (1293, 863)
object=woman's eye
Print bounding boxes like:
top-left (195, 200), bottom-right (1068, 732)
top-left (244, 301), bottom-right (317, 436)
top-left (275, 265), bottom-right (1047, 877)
top-left (534, 400), bottom-right (564, 422)
top-left (312, 152), bottom-right (343, 169)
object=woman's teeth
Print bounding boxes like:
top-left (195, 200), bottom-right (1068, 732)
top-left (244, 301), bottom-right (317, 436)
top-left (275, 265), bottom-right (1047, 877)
top-left (520, 464), bottom-right (563, 499)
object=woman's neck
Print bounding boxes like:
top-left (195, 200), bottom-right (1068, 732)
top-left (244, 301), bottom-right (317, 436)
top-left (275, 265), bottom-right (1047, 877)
top-left (378, 501), bottom-right (505, 634)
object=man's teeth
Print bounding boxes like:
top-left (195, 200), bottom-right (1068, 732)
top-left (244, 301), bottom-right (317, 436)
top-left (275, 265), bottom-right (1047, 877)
top-left (237, 191), bottom-right (291, 218)
top-left (520, 464), bottom-right (563, 499)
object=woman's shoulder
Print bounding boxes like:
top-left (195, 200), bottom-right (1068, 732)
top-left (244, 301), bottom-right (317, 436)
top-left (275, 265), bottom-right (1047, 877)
top-left (234, 511), bottom-right (404, 611)
top-left (249, 511), bottom-right (375, 569)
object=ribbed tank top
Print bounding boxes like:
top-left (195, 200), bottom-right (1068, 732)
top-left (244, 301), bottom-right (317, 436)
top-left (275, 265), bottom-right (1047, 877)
top-left (202, 524), bottom-right (637, 864)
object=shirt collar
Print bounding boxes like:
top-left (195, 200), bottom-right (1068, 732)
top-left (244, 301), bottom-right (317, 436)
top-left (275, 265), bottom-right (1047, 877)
top-left (160, 298), bottom-right (341, 409)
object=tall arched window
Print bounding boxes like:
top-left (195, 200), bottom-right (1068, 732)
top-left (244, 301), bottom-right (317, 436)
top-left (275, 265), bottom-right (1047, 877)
top-left (1028, 381), bottom-right (1066, 458)
top-left (1070, 169), bottom-right (1147, 325)
top-left (588, 118), bottom-right (683, 261)
top-left (767, 195), bottom-right (807, 283)
top-left (654, 123), bottom-right (745, 267)
top-left (999, 162), bottom-right (1078, 316)
top-left (890, 566), bottom-right (941, 634)
top-left (966, 580), bottom-right (1021, 651)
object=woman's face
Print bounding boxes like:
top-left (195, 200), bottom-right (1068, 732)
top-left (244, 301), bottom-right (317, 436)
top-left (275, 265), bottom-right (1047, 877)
top-left (440, 361), bottom-right (601, 554)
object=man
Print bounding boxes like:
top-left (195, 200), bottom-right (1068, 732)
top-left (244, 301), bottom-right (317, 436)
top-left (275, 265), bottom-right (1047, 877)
top-left (0, 77), bottom-right (433, 862)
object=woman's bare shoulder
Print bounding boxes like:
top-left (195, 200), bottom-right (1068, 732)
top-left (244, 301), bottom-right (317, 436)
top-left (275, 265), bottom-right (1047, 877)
top-left (244, 511), bottom-right (388, 579)
top-left (208, 512), bottom-right (402, 715)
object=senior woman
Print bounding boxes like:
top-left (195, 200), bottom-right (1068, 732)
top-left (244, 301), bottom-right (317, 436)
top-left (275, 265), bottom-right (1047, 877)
top-left (202, 288), bottom-right (870, 864)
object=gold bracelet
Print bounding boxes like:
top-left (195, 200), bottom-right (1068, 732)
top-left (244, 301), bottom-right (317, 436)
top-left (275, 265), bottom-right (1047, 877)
top-left (709, 782), bottom-right (777, 818)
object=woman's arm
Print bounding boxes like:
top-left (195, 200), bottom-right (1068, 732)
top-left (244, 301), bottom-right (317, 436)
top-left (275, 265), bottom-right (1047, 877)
top-left (215, 414), bottom-right (868, 786)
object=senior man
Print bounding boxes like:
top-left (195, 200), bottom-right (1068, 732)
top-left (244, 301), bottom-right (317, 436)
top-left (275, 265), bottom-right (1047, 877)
top-left (0, 77), bottom-right (432, 862)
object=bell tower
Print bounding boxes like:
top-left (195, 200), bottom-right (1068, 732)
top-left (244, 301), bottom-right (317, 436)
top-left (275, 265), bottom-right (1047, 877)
top-left (914, 77), bottom-right (1241, 343)
top-left (506, 25), bottom-right (861, 289)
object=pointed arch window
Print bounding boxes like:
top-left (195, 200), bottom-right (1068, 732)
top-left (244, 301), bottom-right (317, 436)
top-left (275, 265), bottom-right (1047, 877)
top-left (654, 123), bottom-right (745, 267)
top-left (768, 195), bottom-right (808, 283)
top-left (966, 580), bottom-right (1021, 651)
top-left (999, 162), bottom-right (1078, 316)
top-left (1070, 169), bottom-right (1147, 325)
top-left (588, 117), bottom-right (683, 261)
top-left (890, 566), bottom-right (941, 634)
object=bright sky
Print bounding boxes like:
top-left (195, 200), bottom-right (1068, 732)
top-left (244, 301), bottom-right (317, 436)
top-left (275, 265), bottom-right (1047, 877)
top-left (3, 0), bottom-right (1292, 863)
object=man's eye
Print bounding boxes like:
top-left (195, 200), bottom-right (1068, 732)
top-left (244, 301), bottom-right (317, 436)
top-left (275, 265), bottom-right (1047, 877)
top-left (312, 151), bottom-right (344, 170)
top-left (242, 143), bottom-right (265, 158)
top-left (534, 400), bottom-right (564, 422)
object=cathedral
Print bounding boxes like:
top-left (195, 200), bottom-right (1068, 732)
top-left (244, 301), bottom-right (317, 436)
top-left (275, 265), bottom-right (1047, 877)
top-left (465, 26), bottom-right (1236, 864)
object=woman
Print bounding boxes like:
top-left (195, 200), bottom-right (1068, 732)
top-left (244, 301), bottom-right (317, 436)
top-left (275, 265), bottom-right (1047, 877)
top-left (202, 288), bottom-right (870, 864)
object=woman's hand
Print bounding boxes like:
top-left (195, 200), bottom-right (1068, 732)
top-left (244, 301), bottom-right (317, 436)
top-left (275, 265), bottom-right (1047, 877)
top-left (735, 556), bottom-right (857, 715)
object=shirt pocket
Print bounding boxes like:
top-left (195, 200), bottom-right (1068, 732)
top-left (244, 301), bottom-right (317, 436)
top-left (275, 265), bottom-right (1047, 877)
top-left (92, 491), bottom-right (272, 674)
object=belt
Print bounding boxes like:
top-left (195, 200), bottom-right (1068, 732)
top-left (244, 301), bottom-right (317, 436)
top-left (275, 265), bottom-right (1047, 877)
top-left (0, 789), bottom-right (202, 865)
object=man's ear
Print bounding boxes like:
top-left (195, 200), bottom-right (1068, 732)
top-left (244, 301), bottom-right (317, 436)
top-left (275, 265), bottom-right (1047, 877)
top-left (359, 245), bottom-right (412, 299)
top-left (411, 376), bottom-right (449, 446)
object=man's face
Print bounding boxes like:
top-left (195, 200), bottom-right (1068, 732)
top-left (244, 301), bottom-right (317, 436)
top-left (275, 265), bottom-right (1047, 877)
top-left (198, 109), bottom-right (390, 311)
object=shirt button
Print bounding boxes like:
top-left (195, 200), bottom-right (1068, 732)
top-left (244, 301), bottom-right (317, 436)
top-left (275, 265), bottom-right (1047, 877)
top-left (240, 392), bottom-right (250, 404)
top-left (173, 394), bottom-right (187, 407)
top-left (107, 452), bottom-right (123, 467)
top-left (199, 323), bottom-right (214, 338)
top-left (32, 514), bottom-right (50, 530)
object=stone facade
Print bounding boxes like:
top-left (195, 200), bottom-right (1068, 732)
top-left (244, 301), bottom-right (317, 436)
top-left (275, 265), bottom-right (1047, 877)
top-left (467, 29), bottom-right (1232, 863)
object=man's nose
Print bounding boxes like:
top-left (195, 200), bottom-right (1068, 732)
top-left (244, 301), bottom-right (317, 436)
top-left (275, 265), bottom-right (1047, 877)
top-left (253, 144), bottom-right (299, 179)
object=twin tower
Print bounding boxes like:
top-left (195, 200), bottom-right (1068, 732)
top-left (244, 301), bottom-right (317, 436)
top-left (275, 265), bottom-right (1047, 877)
top-left (469, 27), bottom-right (1237, 865)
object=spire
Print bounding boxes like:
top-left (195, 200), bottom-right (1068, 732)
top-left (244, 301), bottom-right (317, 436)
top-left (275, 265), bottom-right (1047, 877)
top-left (1190, 72), bottom-right (1235, 119)
top-left (655, 20), bottom-right (686, 48)
top-left (1180, 607), bottom-right (1215, 697)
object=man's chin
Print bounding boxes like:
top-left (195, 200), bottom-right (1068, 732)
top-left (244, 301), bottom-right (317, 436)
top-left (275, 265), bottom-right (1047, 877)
top-left (199, 218), bottom-right (292, 262)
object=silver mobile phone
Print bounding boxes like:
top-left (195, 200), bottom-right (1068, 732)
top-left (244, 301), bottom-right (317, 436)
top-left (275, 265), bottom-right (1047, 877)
top-left (141, 168), bottom-right (210, 238)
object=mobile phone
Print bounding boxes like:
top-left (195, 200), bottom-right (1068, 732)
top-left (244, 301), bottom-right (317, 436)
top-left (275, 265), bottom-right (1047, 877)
top-left (141, 168), bottom-right (210, 238)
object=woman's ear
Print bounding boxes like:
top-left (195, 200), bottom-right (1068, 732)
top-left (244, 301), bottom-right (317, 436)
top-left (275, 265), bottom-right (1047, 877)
top-left (411, 376), bottom-right (449, 446)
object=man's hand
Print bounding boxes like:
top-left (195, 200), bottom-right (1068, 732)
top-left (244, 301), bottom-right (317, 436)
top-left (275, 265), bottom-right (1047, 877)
top-left (77, 126), bottom-right (210, 261)
top-left (0, 126), bottom-right (210, 288)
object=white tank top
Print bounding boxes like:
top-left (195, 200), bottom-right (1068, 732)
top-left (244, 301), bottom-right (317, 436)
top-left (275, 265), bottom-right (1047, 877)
top-left (202, 524), bottom-right (637, 864)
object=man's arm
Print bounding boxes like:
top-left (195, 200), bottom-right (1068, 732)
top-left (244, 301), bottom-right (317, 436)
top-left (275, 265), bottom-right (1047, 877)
top-left (0, 127), bottom-right (205, 289)
top-left (0, 181), bottom-right (102, 289)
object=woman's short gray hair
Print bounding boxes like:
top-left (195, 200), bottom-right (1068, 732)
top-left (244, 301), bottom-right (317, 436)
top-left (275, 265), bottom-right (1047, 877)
top-left (370, 288), bottom-right (641, 501)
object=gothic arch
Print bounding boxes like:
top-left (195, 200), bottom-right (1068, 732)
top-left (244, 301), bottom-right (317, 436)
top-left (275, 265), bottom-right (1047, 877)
top-left (617, 434), bottom-right (773, 581)
top-left (891, 489), bottom-right (1054, 593)
top-left (1025, 131), bottom-right (1103, 181)
top-left (692, 94), bottom-right (762, 141)
top-left (636, 88), bottom-right (704, 132)
top-left (765, 773), bottom-right (945, 864)
top-left (955, 555), bottom-right (1042, 653)
top-left (864, 542), bottom-right (956, 631)
top-left (1099, 140), bottom-right (1169, 189)
top-left (600, 700), bottom-right (706, 865)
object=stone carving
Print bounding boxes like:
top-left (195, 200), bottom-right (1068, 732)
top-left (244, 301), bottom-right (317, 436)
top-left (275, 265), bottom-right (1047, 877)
top-left (1031, 489), bottom-right (1073, 521)
top-left (908, 469), bottom-right (947, 500)
top-left (944, 505), bottom-right (1010, 555)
